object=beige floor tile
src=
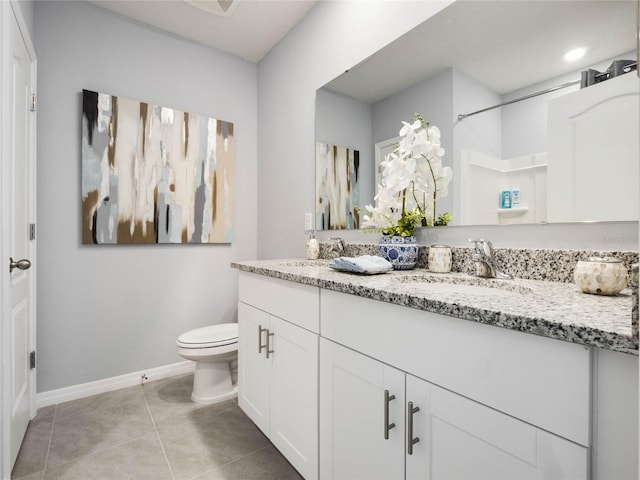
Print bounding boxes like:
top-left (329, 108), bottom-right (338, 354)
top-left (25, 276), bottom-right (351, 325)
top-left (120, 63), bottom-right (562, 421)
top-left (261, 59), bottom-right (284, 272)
top-left (46, 395), bottom-right (154, 468)
top-left (195, 445), bottom-right (303, 480)
top-left (13, 375), bottom-right (294, 480)
top-left (156, 404), bottom-right (269, 480)
top-left (43, 435), bottom-right (172, 480)
top-left (54, 385), bottom-right (144, 421)
top-left (143, 374), bottom-right (236, 424)
top-left (11, 407), bottom-right (56, 479)
top-left (11, 470), bottom-right (44, 480)
top-left (11, 422), bottom-right (53, 479)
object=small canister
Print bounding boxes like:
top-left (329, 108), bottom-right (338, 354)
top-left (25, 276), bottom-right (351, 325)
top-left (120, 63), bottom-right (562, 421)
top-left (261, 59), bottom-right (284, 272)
top-left (428, 245), bottom-right (452, 273)
top-left (306, 237), bottom-right (319, 260)
top-left (574, 257), bottom-right (628, 295)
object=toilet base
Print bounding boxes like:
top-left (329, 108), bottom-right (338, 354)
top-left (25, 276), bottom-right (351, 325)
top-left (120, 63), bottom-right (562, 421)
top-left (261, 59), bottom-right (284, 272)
top-left (191, 385), bottom-right (238, 405)
top-left (190, 356), bottom-right (238, 405)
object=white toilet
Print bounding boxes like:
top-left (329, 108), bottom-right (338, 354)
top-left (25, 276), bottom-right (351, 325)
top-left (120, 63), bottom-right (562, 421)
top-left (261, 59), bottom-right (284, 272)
top-left (176, 323), bottom-right (238, 405)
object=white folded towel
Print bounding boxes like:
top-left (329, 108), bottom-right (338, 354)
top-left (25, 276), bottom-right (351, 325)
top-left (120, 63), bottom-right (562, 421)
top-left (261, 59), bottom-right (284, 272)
top-left (329, 255), bottom-right (393, 274)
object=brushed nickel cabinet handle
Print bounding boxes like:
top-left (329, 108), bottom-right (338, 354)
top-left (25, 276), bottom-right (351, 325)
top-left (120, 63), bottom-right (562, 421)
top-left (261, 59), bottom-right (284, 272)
top-left (258, 325), bottom-right (268, 355)
top-left (407, 401), bottom-right (420, 455)
top-left (384, 389), bottom-right (396, 440)
top-left (266, 329), bottom-right (274, 358)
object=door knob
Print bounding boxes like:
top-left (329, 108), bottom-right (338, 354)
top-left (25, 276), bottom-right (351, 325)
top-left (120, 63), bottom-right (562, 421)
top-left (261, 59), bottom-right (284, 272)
top-left (9, 257), bottom-right (31, 273)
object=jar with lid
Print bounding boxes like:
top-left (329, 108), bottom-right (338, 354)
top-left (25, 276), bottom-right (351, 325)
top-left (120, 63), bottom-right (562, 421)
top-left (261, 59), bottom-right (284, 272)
top-left (428, 245), bottom-right (452, 273)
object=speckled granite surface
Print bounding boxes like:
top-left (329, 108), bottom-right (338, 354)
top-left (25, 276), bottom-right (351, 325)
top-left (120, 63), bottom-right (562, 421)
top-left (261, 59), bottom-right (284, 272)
top-left (231, 258), bottom-right (637, 355)
top-left (632, 264), bottom-right (638, 342)
top-left (319, 242), bottom-right (639, 283)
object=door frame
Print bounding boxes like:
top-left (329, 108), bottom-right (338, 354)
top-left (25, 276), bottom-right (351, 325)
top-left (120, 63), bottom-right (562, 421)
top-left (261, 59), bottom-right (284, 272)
top-left (1, 1), bottom-right (37, 477)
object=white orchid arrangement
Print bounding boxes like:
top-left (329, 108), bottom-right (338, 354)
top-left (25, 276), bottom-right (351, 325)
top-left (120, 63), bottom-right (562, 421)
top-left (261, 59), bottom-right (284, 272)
top-left (362, 113), bottom-right (453, 236)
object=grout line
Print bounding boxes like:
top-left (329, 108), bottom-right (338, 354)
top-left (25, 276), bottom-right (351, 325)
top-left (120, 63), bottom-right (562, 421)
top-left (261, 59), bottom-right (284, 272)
top-left (40, 432), bottom-right (160, 473)
top-left (40, 403), bottom-right (58, 477)
top-left (38, 392), bottom-right (159, 474)
top-left (196, 444), bottom-right (273, 479)
top-left (142, 390), bottom-right (176, 480)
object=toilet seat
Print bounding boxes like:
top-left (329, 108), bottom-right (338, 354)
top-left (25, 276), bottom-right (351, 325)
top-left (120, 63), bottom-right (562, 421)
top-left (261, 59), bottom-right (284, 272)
top-left (177, 323), bottom-right (238, 349)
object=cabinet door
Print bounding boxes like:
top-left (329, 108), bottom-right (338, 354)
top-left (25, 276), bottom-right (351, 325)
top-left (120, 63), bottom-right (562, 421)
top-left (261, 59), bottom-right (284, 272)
top-left (270, 316), bottom-right (318, 479)
top-left (238, 302), bottom-right (271, 434)
top-left (319, 339), bottom-right (405, 480)
top-left (407, 374), bottom-right (588, 479)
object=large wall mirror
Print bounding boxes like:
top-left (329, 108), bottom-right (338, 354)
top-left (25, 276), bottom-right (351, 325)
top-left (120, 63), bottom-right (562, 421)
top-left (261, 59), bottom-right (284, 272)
top-left (315, 0), bottom-right (638, 230)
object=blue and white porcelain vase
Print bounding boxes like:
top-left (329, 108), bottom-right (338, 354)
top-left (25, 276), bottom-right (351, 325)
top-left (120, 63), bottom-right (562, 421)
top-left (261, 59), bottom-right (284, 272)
top-left (377, 235), bottom-right (419, 270)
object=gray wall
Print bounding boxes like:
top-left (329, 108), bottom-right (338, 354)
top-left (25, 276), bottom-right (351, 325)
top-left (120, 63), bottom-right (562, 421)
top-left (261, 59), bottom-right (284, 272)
top-left (372, 68), bottom-right (455, 218)
top-left (315, 88), bottom-right (373, 220)
top-left (257, 1), bottom-right (454, 259)
top-left (35, 1), bottom-right (257, 392)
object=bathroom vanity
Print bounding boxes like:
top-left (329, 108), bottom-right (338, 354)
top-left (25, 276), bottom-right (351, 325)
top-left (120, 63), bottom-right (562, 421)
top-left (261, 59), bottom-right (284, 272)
top-left (233, 258), bottom-right (638, 480)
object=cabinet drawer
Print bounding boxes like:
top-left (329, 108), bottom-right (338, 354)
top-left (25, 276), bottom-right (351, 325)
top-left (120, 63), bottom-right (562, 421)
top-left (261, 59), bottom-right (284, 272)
top-left (239, 272), bottom-right (320, 333)
top-left (321, 289), bottom-right (590, 446)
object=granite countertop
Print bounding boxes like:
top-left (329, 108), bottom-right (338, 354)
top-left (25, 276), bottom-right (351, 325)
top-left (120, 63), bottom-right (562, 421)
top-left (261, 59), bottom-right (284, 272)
top-left (232, 259), bottom-right (638, 355)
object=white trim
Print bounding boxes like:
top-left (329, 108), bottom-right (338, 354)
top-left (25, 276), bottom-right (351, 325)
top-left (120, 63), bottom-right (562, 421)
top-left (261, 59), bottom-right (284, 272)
top-left (10, 1), bottom-right (36, 60)
top-left (35, 361), bottom-right (195, 409)
top-left (0, 6), bottom-right (9, 479)
top-left (374, 136), bottom-right (400, 189)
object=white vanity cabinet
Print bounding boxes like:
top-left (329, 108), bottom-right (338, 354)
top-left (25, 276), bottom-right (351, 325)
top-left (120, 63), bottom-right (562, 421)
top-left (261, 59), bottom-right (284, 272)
top-left (320, 338), bottom-right (587, 480)
top-left (406, 374), bottom-right (587, 480)
top-left (238, 272), bottom-right (319, 479)
top-left (320, 289), bottom-right (590, 480)
top-left (319, 338), bottom-right (405, 480)
top-left (234, 268), bottom-right (638, 480)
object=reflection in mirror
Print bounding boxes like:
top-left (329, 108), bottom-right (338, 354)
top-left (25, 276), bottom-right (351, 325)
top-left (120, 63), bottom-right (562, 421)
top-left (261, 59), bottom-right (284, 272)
top-left (315, 0), bottom-right (638, 230)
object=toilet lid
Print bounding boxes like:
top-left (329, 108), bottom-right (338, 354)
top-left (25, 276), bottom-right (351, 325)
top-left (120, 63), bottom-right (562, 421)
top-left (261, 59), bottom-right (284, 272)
top-left (177, 323), bottom-right (238, 348)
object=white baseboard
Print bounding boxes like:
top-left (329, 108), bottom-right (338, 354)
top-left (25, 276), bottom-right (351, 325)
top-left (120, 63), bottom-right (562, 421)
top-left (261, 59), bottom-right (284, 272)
top-left (35, 361), bottom-right (195, 410)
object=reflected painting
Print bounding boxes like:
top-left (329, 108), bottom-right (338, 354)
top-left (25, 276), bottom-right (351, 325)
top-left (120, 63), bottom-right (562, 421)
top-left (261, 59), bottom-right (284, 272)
top-left (315, 142), bottom-right (360, 230)
top-left (81, 89), bottom-right (233, 244)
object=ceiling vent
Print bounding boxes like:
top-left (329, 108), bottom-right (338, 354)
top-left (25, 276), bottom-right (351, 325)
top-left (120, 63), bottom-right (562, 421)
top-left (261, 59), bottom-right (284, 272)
top-left (184, 0), bottom-right (237, 17)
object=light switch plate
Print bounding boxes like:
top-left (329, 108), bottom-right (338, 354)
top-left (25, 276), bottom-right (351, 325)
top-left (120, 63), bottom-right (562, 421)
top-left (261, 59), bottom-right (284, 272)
top-left (304, 213), bottom-right (313, 231)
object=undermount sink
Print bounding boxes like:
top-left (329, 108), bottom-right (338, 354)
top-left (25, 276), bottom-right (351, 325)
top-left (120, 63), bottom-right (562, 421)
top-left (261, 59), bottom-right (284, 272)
top-left (392, 274), bottom-right (533, 297)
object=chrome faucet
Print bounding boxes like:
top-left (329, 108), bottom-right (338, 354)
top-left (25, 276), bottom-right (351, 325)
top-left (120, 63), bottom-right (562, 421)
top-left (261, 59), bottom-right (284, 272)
top-left (468, 239), bottom-right (512, 279)
top-left (328, 237), bottom-right (345, 255)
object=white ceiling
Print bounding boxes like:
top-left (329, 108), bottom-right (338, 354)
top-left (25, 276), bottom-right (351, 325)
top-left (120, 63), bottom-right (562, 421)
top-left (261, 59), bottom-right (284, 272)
top-left (87, 0), bottom-right (637, 97)
top-left (88, 0), bottom-right (318, 63)
top-left (325, 0), bottom-right (638, 103)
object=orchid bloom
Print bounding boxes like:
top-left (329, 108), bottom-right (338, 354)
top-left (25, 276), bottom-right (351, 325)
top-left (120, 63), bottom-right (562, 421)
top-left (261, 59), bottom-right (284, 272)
top-left (361, 113), bottom-right (453, 234)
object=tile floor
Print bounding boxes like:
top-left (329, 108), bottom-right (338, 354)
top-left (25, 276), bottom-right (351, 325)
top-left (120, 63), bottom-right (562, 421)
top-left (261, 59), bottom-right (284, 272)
top-left (11, 374), bottom-right (303, 480)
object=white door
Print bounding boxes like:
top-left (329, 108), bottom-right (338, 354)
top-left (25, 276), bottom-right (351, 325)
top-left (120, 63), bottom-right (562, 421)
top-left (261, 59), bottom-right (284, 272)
top-left (270, 316), bottom-right (318, 480)
top-left (237, 302), bottom-right (271, 434)
top-left (1, 1), bottom-right (37, 474)
top-left (319, 338), bottom-right (404, 480)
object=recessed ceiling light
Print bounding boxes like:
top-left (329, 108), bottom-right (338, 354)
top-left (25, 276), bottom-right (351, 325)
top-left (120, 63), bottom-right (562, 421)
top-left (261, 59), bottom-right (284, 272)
top-left (564, 48), bottom-right (587, 62)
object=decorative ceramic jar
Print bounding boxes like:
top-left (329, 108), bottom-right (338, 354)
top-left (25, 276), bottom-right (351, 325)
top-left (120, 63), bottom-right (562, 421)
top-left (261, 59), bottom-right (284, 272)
top-left (428, 245), bottom-right (452, 273)
top-left (377, 235), bottom-right (419, 270)
top-left (306, 238), bottom-right (319, 260)
top-left (573, 257), bottom-right (628, 296)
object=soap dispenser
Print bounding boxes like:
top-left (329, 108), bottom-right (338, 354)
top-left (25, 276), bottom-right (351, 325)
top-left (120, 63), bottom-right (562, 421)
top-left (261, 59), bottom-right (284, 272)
top-left (306, 232), bottom-right (319, 260)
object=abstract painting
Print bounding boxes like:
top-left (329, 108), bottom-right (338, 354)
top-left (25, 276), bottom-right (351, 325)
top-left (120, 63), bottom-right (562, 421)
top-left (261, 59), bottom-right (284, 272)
top-left (315, 142), bottom-right (360, 230)
top-left (81, 89), bottom-right (233, 244)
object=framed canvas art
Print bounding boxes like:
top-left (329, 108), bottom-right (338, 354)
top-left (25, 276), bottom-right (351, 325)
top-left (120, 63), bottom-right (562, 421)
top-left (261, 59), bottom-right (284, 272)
top-left (315, 142), bottom-right (360, 230)
top-left (81, 89), bottom-right (233, 244)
